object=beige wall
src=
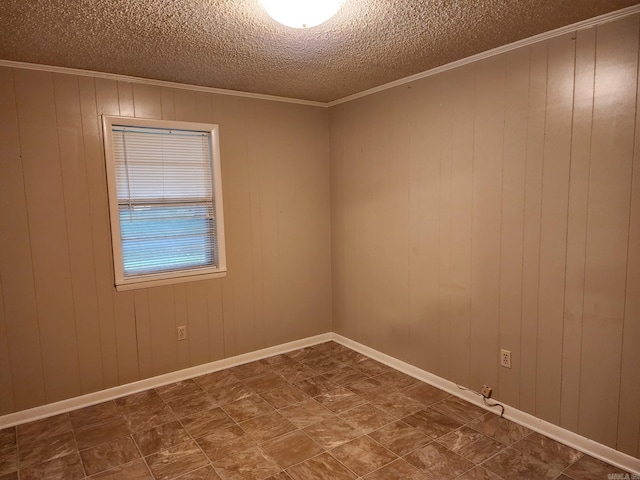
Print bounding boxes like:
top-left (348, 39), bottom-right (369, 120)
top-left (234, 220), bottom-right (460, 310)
top-left (329, 15), bottom-right (640, 458)
top-left (0, 67), bottom-right (332, 414)
top-left (1, 12), bottom-right (639, 462)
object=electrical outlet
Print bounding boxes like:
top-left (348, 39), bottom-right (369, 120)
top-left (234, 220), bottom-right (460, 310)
top-left (501, 349), bottom-right (512, 369)
top-left (481, 385), bottom-right (493, 398)
top-left (177, 326), bottom-right (187, 341)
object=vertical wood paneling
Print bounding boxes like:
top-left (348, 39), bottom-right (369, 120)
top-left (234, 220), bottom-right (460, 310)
top-left (348, 100), bottom-right (368, 345)
top-left (244, 105), bottom-right (267, 350)
top-left (86, 77), bottom-right (119, 387)
top-left (206, 280), bottom-right (226, 362)
top-left (519, 42), bottom-right (547, 415)
top-left (132, 84), bottom-right (180, 376)
top-left (469, 56), bottom-right (505, 392)
top-left (341, 100), bottom-right (362, 344)
top-left (3, 12), bottom-right (639, 461)
top-left (0, 276), bottom-right (15, 414)
top-left (220, 95), bottom-right (255, 355)
top-left (111, 79), bottom-right (139, 386)
top-left (52, 73), bottom-right (104, 394)
top-left (148, 286), bottom-right (178, 374)
top-left (579, 17), bottom-right (638, 447)
top-left (160, 87), bottom-right (175, 120)
top-left (330, 13), bottom-right (640, 456)
top-left (169, 88), bottom-right (193, 370)
top-left (186, 282), bottom-right (211, 366)
top-left (276, 106), bottom-right (331, 342)
top-left (561, 27), bottom-right (596, 432)
top-left (134, 291), bottom-right (153, 378)
top-left (0, 67), bottom-right (46, 410)
top-left (171, 88), bottom-right (213, 366)
top-left (132, 83), bottom-right (162, 118)
top-left (438, 80), bottom-right (453, 380)
top-left (14, 69), bottom-right (81, 403)
top-left (536, 33), bottom-right (575, 425)
top-left (377, 93), bottom-right (398, 355)
top-left (209, 94), bottom-right (237, 357)
top-left (383, 89), bottom-right (411, 361)
top-left (174, 286), bottom-right (189, 369)
top-left (117, 82), bottom-right (134, 117)
top-left (617, 18), bottom-right (640, 457)
top-left (329, 105), bottom-right (347, 336)
top-left (408, 76), bottom-right (441, 373)
top-left (498, 47), bottom-right (529, 407)
top-left (446, 64), bottom-right (475, 387)
top-left (1, 66), bottom-right (331, 419)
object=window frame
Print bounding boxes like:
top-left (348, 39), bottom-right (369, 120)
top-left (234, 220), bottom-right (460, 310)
top-left (102, 115), bottom-right (227, 291)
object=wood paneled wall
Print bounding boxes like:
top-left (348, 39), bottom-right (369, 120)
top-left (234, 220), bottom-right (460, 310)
top-left (0, 68), bottom-right (332, 414)
top-left (329, 15), bottom-right (640, 457)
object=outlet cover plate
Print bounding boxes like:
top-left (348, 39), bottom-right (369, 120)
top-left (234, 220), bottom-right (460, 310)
top-left (501, 349), bottom-right (512, 368)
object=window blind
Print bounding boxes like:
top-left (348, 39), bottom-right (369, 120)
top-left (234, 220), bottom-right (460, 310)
top-left (111, 125), bottom-right (218, 277)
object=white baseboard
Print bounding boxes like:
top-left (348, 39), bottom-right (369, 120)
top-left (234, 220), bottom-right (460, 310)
top-left (330, 333), bottom-right (640, 475)
top-left (2, 330), bottom-right (638, 475)
top-left (0, 333), bottom-right (332, 430)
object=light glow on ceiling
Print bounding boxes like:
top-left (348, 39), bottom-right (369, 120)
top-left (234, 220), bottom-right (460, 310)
top-left (259, 0), bottom-right (344, 28)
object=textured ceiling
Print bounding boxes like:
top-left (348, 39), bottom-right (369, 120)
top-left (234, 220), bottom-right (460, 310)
top-left (0, 0), bottom-right (638, 103)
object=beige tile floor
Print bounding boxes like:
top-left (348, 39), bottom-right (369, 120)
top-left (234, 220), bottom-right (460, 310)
top-left (0, 341), bottom-right (633, 479)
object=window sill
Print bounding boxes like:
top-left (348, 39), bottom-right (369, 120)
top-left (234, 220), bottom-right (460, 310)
top-left (115, 269), bottom-right (227, 291)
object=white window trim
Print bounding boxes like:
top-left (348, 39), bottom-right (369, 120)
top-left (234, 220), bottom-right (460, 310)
top-left (102, 115), bottom-right (227, 291)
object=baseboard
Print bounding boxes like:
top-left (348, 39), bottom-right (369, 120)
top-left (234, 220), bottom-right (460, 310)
top-left (0, 332), bottom-right (332, 430)
top-left (331, 333), bottom-right (640, 475)
top-left (2, 330), bottom-right (638, 474)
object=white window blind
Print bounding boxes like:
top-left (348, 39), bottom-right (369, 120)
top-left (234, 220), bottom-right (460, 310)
top-left (103, 117), bottom-right (226, 290)
top-left (112, 125), bottom-right (218, 276)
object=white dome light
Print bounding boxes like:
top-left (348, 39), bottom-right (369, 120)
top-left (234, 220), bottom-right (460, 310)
top-left (260, 0), bottom-right (344, 29)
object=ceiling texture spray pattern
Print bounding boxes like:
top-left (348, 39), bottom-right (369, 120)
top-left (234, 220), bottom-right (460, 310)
top-left (0, 0), bottom-right (638, 102)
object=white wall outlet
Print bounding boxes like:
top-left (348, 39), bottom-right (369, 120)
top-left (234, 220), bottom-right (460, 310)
top-left (501, 349), bottom-right (512, 368)
top-left (177, 326), bottom-right (187, 341)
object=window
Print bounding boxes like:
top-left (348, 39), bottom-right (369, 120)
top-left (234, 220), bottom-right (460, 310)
top-left (102, 116), bottom-right (226, 291)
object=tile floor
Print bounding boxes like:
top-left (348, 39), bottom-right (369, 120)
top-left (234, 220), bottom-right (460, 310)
top-left (0, 341), bottom-right (633, 479)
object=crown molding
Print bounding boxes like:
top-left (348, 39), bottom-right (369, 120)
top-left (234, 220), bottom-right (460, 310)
top-left (1, 5), bottom-right (638, 109)
top-left (0, 59), bottom-right (328, 108)
top-left (328, 4), bottom-right (640, 107)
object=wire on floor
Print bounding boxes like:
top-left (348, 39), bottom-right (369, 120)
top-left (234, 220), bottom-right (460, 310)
top-left (456, 384), bottom-right (505, 417)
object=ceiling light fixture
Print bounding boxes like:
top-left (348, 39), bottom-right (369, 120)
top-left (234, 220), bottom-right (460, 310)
top-left (260, 0), bottom-right (344, 29)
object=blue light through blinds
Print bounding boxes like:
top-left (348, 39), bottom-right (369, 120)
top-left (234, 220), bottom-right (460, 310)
top-left (111, 125), bottom-right (218, 277)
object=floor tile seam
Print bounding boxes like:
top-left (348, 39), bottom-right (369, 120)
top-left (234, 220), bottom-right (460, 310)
top-left (70, 408), bottom-right (124, 432)
top-left (174, 408), bottom-right (218, 477)
top-left (323, 447), bottom-right (369, 478)
top-left (555, 453), bottom-right (593, 479)
top-left (143, 437), bottom-right (211, 479)
top-left (452, 465), bottom-right (507, 480)
top-left (460, 447), bottom-right (509, 478)
top-left (331, 431), bottom-right (401, 472)
top-left (78, 435), bottom-right (138, 477)
top-left (71, 428), bottom-right (87, 479)
top-left (479, 442), bottom-right (581, 480)
top-left (127, 428), bottom-right (157, 480)
top-left (11, 343), bottom-right (628, 479)
top-left (72, 416), bottom-right (129, 443)
top-left (343, 413), bottom-right (401, 436)
top-left (265, 428), bottom-right (327, 469)
top-left (219, 417), bottom-right (295, 472)
top-left (282, 449), bottom-right (357, 479)
top-left (0, 443), bottom-right (18, 477)
top-left (475, 444), bottom-right (522, 478)
top-left (14, 426), bottom-right (81, 474)
top-left (508, 429), bottom-right (583, 462)
top-left (402, 440), bottom-right (478, 479)
top-left (453, 461), bottom-right (494, 480)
